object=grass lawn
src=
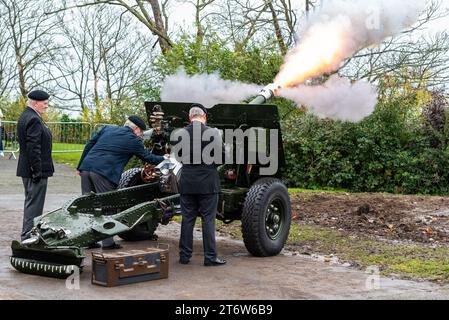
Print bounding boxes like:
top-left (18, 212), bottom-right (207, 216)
top-left (52, 152), bottom-right (82, 167)
top-left (288, 187), bottom-right (348, 194)
top-left (1, 139), bottom-right (19, 151)
top-left (52, 142), bottom-right (85, 152)
top-left (287, 224), bottom-right (449, 283)
top-left (52, 143), bottom-right (84, 167)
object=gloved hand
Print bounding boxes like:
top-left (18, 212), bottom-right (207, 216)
top-left (32, 173), bottom-right (42, 184)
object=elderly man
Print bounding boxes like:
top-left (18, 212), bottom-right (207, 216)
top-left (77, 115), bottom-right (167, 249)
top-left (16, 90), bottom-right (53, 241)
top-left (178, 104), bottom-right (226, 266)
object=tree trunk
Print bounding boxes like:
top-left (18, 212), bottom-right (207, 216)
top-left (100, 38), bottom-right (113, 118)
top-left (16, 56), bottom-right (27, 98)
top-left (12, 31), bottom-right (27, 97)
top-left (306, 0), bottom-right (311, 18)
top-left (195, 0), bottom-right (204, 47)
top-left (92, 67), bottom-right (101, 112)
top-left (148, 0), bottom-right (172, 54)
top-left (267, 2), bottom-right (287, 55)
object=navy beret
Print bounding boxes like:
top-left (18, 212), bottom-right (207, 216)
top-left (28, 90), bottom-right (50, 101)
top-left (191, 103), bottom-right (207, 114)
top-left (128, 115), bottom-right (147, 131)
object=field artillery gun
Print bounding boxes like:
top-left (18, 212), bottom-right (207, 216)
top-left (11, 85), bottom-right (292, 278)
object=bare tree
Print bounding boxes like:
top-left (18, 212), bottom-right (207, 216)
top-left (47, 5), bottom-right (155, 118)
top-left (97, 8), bottom-right (156, 117)
top-left (48, 0), bottom-right (173, 55)
top-left (340, 1), bottom-right (449, 90)
top-left (188, 0), bottom-right (216, 47)
top-left (279, 0), bottom-right (298, 46)
top-left (267, 0), bottom-right (287, 55)
top-left (305, 0), bottom-right (317, 18)
top-left (46, 9), bottom-right (94, 113)
top-left (0, 5), bottom-right (15, 96)
top-left (1, 0), bottom-right (62, 98)
top-left (210, 0), bottom-right (299, 52)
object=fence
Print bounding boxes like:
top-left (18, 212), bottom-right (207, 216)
top-left (0, 121), bottom-right (117, 157)
top-left (1, 121), bottom-right (20, 159)
top-left (48, 122), bottom-right (92, 153)
top-left (92, 123), bottom-right (117, 136)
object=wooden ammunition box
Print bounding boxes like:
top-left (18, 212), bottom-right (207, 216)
top-left (91, 244), bottom-right (169, 287)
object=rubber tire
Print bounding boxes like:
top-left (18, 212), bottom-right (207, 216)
top-left (118, 168), bottom-right (143, 189)
top-left (117, 168), bottom-right (159, 241)
top-left (241, 178), bottom-right (292, 257)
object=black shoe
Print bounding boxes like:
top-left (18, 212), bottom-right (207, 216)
top-left (102, 243), bottom-right (123, 250)
top-left (179, 258), bottom-right (190, 265)
top-left (204, 258), bottom-right (227, 266)
top-left (87, 242), bottom-right (101, 249)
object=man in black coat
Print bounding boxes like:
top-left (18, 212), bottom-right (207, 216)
top-left (16, 90), bottom-right (54, 241)
top-left (177, 104), bottom-right (226, 266)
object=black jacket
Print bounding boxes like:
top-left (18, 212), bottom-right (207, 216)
top-left (16, 107), bottom-right (54, 178)
top-left (178, 121), bottom-right (224, 195)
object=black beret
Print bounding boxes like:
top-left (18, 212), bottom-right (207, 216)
top-left (128, 115), bottom-right (147, 131)
top-left (190, 103), bottom-right (207, 115)
top-left (28, 90), bottom-right (50, 101)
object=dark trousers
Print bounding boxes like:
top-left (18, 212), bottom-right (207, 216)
top-left (21, 178), bottom-right (48, 240)
top-left (80, 171), bottom-right (117, 246)
top-left (179, 193), bottom-right (218, 263)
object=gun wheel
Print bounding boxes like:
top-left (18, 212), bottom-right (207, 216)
top-left (241, 178), bottom-right (291, 257)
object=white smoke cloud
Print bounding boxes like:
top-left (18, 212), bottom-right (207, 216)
top-left (160, 68), bottom-right (262, 108)
top-left (275, 0), bottom-right (425, 86)
top-left (160, 1), bottom-right (426, 122)
top-left (311, 0), bottom-right (425, 48)
top-left (279, 75), bottom-right (378, 122)
top-left (273, 0), bottom-right (425, 122)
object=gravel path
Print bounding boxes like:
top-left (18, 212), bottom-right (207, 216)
top-left (1, 157), bottom-right (449, 300)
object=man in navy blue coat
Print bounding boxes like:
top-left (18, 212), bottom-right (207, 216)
top-left (77, 115), bottom-right (167, 249)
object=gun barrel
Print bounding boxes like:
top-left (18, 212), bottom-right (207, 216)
top-left (249, 84), bottom-right (279, 105)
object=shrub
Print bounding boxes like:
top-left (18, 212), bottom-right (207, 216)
top-left (282, 93), bottom-right (449, 194)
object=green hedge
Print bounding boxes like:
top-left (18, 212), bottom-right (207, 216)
top-left (281, 96), bottom-right (449, 194)
top-left (123, 95), bottom-right (449, 195)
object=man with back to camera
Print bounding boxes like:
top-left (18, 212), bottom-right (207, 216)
top-left (177, 104), bottom-right (227, 266)
top-left (77, 115), bottom-right (168, 249)
top-left (16, 90), bottom-right (54, 241)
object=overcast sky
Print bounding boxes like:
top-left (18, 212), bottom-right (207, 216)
top-left (426, 0), bottom-right (449, 33)
top-left (168, 0), bottom-right (449, 38)
top-left (30, 0), bottom-right (449, 117)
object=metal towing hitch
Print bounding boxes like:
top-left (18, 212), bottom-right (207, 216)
top-left (11, 177), bottom-right (180, 278)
